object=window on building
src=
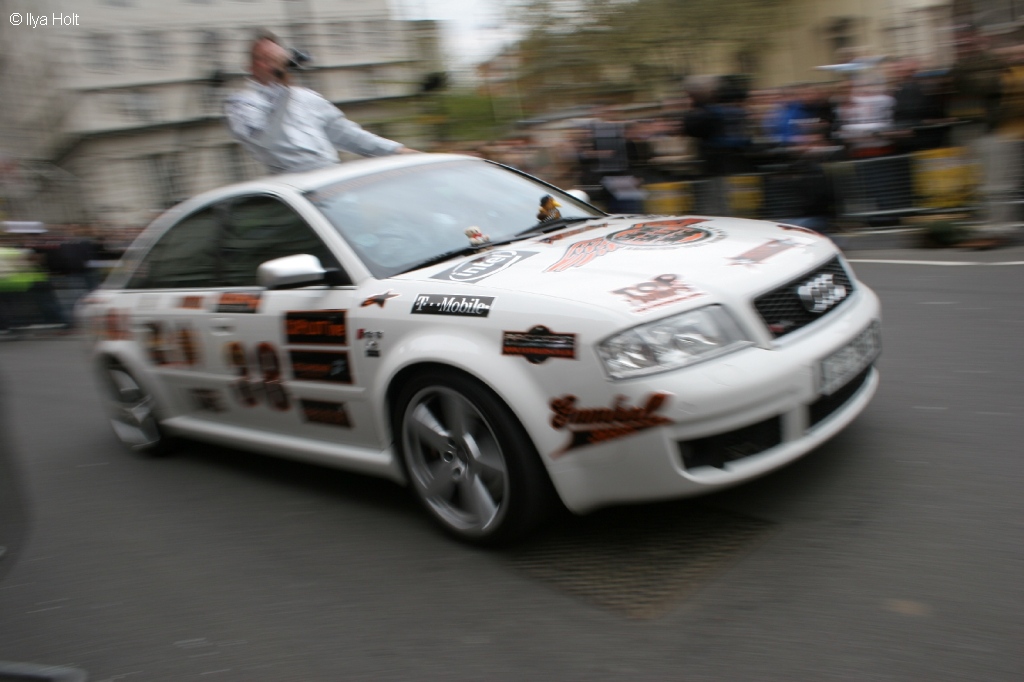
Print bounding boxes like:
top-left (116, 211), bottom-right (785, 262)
top-left (147, 153), bottom-right (187, 209)
top-left (355, 70), bottom-right (378, 99)
top-left (367, 20), bottom-right (395, 54)
top-left (332, 22), bottom-right (354, 56)
top-left (120, 90), bottom-right (159, 123)
top-left (223, 145), bottom-right (248, 184)
top-left (138, 31), bottom-right (168, 68)
top-left (197, 30), bottom-right (222, 68)
top-left (87, 33), bottom-right (120, 72)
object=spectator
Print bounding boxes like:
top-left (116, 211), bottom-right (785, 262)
top-left (769, 83), bottom-right (826, 148)
top-left (948, 24), bottom-right (1004, 142)
top-left (836, 80), bottom-right (895, 158)
top-left (682, 75), bottom-right (753, 214)
top-left (890, 58), bottom-right (948, 153)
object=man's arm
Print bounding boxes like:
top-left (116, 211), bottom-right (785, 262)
top-left (319, 98), bottom-right (405, 157)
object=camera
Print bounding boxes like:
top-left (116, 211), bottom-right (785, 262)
top-left (288, 48), bottom-right (312, 69)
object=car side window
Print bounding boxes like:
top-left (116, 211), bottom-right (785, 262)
top-left (220, 195), bottom-right (340, 287)
top-left (126, 208), bottom-right (219, 289)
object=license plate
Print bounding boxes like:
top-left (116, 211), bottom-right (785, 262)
top-left (818, 321), bottom-right (881, 396)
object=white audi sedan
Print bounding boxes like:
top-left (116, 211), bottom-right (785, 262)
top-left (79, 154), bottom-right (881, 544)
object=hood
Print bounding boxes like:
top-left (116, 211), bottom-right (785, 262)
top-left (406, 215), bottom-right (839, 314)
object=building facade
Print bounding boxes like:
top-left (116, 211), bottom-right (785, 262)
top-left (0, 0), bottom-right (440, 228)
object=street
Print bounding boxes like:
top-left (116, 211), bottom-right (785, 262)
top-left (0, 246), bottom-right (1021, 682)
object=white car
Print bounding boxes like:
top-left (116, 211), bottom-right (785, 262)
top-left (79, 154), bottom-right (881, 544)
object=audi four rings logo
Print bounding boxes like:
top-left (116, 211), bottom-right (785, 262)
top-left (797, 273), bottom-right (847, 313)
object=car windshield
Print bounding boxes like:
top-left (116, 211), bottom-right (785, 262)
top-left (305, 159), bottom-right (604, 278)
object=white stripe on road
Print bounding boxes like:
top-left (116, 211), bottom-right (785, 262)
top-left (848, 258), bottom-right (1024, 266)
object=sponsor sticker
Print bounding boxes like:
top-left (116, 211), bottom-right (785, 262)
top-left (289, 350), bottom-right (353, 384)
top-left (360, 291), bottom-right (400, 308)
top-left (358, 329), bottom-right (383, 358)
top-left (431, 250), bottom-right (537, 283)
top-left (285, 310), bottom-right (347, 345)
top-left (216, 291), bottom-right (261, 314)
top-left (546, 219), bottom-right (721, 272)
top-left (612, 274), bottom-right (706, 313)
top-left (411, 294), bottom-right (494, 318)
top-left (729, 238), bottom-right (809, 266)
top-left (607, 218), bottom-right (719, 247)
top-left (189, 388), bottom-right (226, 413)
top-left (179, 295), bottom-right (206, 310)
top-left (545, 237), bottom-right (620, 272)
top-left (300, 399), bottom-right (352, 428)
top-left (549, 393), bottom-right (673, 456)
top-left (502, 325), bottom-right (577, 364)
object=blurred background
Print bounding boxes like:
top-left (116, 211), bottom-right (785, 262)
top-left (0, 0), bottom-right (1022, 248)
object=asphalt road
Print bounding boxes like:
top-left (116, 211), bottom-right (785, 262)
top-left (0, 247), bottom-right (1021, 681)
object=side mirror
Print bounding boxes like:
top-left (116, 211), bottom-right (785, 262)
top-left (257, 254), bottom-right (350, 289)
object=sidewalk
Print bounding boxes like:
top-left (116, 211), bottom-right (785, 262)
top-left (838, 225), bottom-right (1024, 263)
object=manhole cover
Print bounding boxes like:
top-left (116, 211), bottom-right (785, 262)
top-left (506, 505), bottom-right (774, 620)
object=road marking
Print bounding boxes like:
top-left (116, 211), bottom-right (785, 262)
top-left (912, 406), bottom-right (948, 411)
top-left (848, 258), bottom-right (1024, 266)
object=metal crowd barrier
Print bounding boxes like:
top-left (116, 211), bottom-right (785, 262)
top-left (642, 147), bottom-right (987, 225)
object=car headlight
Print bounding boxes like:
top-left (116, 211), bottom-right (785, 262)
top-left (598, 305), bottom-right (753, 380)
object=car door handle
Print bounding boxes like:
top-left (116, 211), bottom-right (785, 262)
top-left (210, 318), bottom-right (235, 335)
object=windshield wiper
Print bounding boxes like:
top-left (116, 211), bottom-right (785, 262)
top-left (396, 246), bottom-right (487, 275)
top-left (515, 216), bottom-right (594, 237)
top-left (396, 216), bottom-right (597, 276)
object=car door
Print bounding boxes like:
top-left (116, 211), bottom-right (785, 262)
top-left (205, 193), bottom-right (381, 449)
top-left (122, 205), bottom-right (224, 419)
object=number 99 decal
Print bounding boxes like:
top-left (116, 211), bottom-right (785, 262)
top-left (224, 341), bottom-right (290, 411)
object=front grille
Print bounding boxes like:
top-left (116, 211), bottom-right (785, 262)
top-left (808, 366), bottom-right (872, 428)
top-left (678, 416), bottom-right (782, 470)
top-left (754, 256), bottom-right (854, 339)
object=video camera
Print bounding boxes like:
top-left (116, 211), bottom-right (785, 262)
top-left (287, 48), bottom-right (312, 70)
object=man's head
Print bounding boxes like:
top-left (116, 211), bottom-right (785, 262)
top-left (250, 31), bottom-right (290, 85)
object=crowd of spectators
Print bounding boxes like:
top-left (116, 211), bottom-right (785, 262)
top-left (476, 26), bottom-right (1024, 234)
top-left (0, 224), bottom-right (122, 336)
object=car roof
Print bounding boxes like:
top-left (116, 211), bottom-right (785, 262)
top-left (191, 153), bottom-right (483, 204)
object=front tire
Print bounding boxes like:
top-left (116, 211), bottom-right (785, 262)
top-left (395, 370), bottom-right (554, 545)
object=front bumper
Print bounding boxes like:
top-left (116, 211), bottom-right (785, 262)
top-left (547, 287), bottom-right (881, 513)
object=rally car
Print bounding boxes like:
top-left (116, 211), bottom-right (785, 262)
top-left (79, 154), bottom-right (881, 544)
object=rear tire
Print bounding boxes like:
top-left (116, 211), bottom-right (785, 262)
top-left (395, 370), bottom-right (554, 546)
top-left (100, 361), bottom-right (170, 456)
